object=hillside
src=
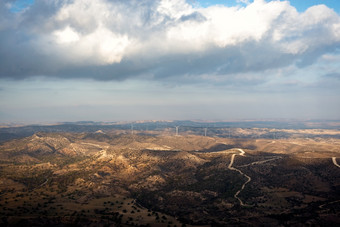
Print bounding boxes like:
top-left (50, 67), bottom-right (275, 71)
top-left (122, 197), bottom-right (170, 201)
top-left (0, 130), bottom-right (339, 226)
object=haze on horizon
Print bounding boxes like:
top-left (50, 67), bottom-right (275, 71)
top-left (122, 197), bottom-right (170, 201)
top-left (1, 0), bottom-right (340, 124)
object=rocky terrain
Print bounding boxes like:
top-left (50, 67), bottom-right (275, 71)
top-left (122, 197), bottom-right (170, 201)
top-left (0, 129), bottom-right (339, 226)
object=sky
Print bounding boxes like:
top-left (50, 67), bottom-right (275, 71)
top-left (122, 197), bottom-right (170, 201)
top-left (0, 0), bottom-right (340, 123)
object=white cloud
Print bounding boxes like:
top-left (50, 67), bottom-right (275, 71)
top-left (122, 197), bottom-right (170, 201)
top-left (0, 0), bottom-right (340, 81)
top-left (54, 26), bottom-right (80, 44)
top-left (237, 0), bottom-right (250, 4)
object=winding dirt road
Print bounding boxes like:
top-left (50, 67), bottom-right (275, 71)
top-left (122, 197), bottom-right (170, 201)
top-left (318, 157), bottom-right (340, 208)
top-left (237, 156), bottom-right (282, 167)
top-left (228, 149), bottom-right (251, 206)
top-left (332, 157), bottom-right (340, 168)
top-left (227, 149), bottom-right (339, 208)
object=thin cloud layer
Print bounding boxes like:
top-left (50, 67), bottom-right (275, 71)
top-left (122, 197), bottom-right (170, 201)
top-left (1, 0), bottom-right (340, 81)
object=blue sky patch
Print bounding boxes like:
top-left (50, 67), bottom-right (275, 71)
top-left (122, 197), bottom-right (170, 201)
top-left (195, 0), bottom-right (340, 12)
top-left (9, 0), bottom-right (34, 13)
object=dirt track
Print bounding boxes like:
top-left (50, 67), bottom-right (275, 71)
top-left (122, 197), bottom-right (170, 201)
top-left (227, 149), bottom-right (251, 206)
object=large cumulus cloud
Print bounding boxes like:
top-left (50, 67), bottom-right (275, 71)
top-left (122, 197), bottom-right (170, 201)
top-left (1, 0), bottom-right (340, 81)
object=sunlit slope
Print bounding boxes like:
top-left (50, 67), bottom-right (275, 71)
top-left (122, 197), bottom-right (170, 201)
top-left (0, 132), bottom-right (339, 226)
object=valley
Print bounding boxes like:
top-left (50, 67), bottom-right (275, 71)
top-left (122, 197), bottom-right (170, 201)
top-left (0, 124), bottom-right (339, 226)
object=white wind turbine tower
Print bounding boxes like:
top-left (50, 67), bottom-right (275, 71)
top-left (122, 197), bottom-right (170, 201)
top-left (175, 126), bottom-right (179, 136)
top-left (204, 128), bottom-right (207, 137)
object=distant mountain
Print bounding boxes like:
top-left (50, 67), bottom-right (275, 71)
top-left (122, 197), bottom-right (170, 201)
top-left (0, 119), bottom-right (339, 143)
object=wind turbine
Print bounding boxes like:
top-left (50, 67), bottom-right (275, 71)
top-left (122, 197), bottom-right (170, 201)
top-left (175, 126), bottom-right (179, 136)
top-left (204, 128), bottom-right (207, 137)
